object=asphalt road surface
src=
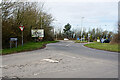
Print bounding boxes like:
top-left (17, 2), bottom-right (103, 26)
top-left (2, 40), bottom-right (118, 78)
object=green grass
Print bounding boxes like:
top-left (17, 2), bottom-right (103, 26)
top-left (93, 41), bottom-right (97, 42)
top-left (0, 50), bottom-right (1, 55)
top-left (75, 40), bottom-right (88, 43)
top-left (2, 41), bottom-right (59, 55)
top-left (84, 42), bottom-right (119, 52)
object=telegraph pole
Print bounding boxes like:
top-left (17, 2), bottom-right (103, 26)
top-left (41, 14), bottom-right (42, 29)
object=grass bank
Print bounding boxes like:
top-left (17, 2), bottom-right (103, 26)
top-left (2, 41), bottom-right (58, 55)
top-left (84, 42), bottom-right (119, 52)
top-left (75, 40), bottom-right (88, 43)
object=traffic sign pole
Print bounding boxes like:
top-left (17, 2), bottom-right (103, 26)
top-left (22, 31), bottom-right (23, 46)
top-left (19, 26), bottom-right (24, 46)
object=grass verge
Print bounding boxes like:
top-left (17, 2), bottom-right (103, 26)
top-left (2, 41), bottom-right (59, 55)
top-left (84, 42), bottom-right (119, 52)
top-left (75, 40), bottom-right (88, 43)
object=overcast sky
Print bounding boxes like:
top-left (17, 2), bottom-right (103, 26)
top-left (43, 0), bottom-right (119, 32)
top-left (2, 0), bottom-right (119, 32)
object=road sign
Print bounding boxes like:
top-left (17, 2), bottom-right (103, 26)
top-left (19, 26), bottom-right (24, 31)
top-left (10, 38), bottom-right (18, 41)
top-left (10, 38), bottom-right (18, 48)
top-left (31, 29), bottom-right (44, 37)
top-left (77, 38), bottom-right (80, 40)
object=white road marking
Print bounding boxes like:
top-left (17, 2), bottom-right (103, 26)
top-left (59, 54), bottom-right (77, 59)
top-left (66, 44), bottom-right (70, 46)
top-left (66, 43), bottom-right (74, 47)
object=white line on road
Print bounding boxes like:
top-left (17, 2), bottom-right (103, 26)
top-left (66, 43), bottom-right (74, 47)
top-left (59, 54), bottom-right (77, 59)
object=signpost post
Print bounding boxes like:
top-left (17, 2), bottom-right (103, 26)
top-left (19, 25), bottom-right (24, 46)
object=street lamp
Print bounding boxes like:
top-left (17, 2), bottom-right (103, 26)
top-left (81, 17), bottom-right (84, 41)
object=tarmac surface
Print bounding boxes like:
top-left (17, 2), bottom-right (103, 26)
top-left (2, 40), bottom-right (118, 78)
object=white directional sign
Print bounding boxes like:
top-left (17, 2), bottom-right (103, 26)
top-left (31, 29), bottom-right (44, 37)
top-left (10, 38), bottom-right (18, 41)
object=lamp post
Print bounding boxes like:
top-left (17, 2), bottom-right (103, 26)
top-left (81, 17), bottom-right (84, 41)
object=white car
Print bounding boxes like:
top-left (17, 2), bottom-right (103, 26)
top-left (97, 39), bottom-right (100, 42)
top-left (64, 38), bottom-right (69, 40)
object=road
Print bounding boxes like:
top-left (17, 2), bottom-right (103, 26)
top-left (2, 40), bottom-right (118, 78)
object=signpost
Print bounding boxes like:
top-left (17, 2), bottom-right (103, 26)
top-left (31, 29), bottom-right (44, 41)
top-left (19, 25), bottom-right (24, 46)
top-left (10, 38), bottom-right (18, 48)
top-left (31, 29), bottom-right (44, 37)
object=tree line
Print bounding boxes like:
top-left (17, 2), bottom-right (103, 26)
top-left (56, 23), bottom-right (116, 42)
top-left (1, 2), bottom-right (55, 48)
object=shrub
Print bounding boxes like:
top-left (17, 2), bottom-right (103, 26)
top-left (110, 34), bottom-right (120, 44)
